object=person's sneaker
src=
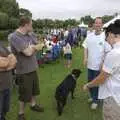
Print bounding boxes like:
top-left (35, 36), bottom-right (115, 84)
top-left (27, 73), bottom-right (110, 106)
top-left (88, 98), bottom-right (93, 103)
top-left (30, 104), bottom-right (44, 112)
top-left (91, 103), bottom-right (98, 110)
top-left (18, 114), bottom-right (26, 120)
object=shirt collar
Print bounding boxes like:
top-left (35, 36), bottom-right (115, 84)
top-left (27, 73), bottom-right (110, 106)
top-left (113, 42), bottom-right (120, 48)
top-left (16, 29), bottom-right (31, 36)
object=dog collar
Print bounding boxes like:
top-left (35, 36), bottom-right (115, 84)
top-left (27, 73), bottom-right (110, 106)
top-left (72, 74), bottom-right (76, 80)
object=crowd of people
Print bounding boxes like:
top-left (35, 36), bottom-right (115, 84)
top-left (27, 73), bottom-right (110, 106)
top-left (0, 15), bottom-right (120, 120)
top-left (35, 23), bottom-right (87, 68)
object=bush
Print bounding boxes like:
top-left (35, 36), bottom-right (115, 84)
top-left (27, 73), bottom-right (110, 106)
top-left (0, 12), bottom-right (9, 29)
top-left (8, 17), bottom-right (19, 29)
top-left (0, 30), bottom-right (9, 41)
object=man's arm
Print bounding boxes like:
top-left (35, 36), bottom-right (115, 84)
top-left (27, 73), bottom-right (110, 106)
top-left (83, 70), bottom-right (109, 90)
top-left (82, 38), bottom-right (88, 67)
top-left (0, 54), bottom-right (17, 71)
top-left (83, 48), bottom-right (88, 66)
top-left (22, 45), bottom-right (36, 57)
top-left (7, 54), bottom-right (17, 70)
top-left (0, 56), bottom-right (9, 69)
top-left (22, 43), bottom-right (45, 56)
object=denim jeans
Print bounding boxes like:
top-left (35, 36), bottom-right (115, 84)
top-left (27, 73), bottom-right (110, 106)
top-left (0, 89), bottom-right (10, 120)
top-left (88, 69), bottom-right (100, 103)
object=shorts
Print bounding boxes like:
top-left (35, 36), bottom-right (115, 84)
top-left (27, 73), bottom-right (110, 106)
top-left (64, 54), bottom-right (72, 60)
top-left (16, 71), bottom-right (40, 102)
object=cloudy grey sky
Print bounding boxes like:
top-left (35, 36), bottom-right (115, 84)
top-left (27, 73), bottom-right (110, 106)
top-left (17, 0), bottom-right (120, 20)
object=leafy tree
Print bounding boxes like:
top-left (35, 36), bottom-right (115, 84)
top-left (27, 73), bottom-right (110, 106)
top-left (8, 17), bottom-right (19, 29)
top-left (19, 8), bottom-right (32, 17)
top-left (102, 15), bottom-right (114, 24)
top-left (0, 12), bottom-right (9, 29)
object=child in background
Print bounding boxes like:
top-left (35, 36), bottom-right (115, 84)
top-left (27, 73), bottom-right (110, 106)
top-left (63, 42), bottom-right (72, 68)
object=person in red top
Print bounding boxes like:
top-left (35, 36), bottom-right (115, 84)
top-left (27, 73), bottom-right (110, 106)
top-left (52, 35), bottom-right (58, 43)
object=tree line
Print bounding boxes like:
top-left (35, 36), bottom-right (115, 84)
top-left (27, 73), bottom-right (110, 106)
top-left (0, 0), bottom-right (116, 40)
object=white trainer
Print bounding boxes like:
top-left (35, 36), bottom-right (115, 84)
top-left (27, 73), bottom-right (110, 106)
top-left (91, 103), bottom-right (98, 110)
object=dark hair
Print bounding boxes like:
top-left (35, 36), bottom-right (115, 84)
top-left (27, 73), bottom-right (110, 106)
top-left (19, 16), bottom-right (32, 27)
top-left (106, 19), bottom-right (120, 35)
top-left (72, 69), bottom-right (81, 78)
top-left (88, 21), bottom-right (93, 28)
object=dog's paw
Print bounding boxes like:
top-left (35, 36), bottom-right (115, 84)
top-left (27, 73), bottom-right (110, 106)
top-left (58, 112), bottom-right (62, 116)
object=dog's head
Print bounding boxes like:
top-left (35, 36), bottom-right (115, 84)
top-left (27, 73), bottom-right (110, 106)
top-left (72, 69), bottom-right (81, 79)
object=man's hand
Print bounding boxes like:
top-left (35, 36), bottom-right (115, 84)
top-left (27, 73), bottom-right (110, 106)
top-left (7, 54), bottom-right (17, 70)
top-left (34, 43), bottom-right (45, 51)
top-left (83, 84), bottom-right (89, 91)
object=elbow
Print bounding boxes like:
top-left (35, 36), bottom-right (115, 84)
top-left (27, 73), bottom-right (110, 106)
top-left (25, 52), bottom-right (32, 57)
top-left (23, 51), bottom-right (33, 57)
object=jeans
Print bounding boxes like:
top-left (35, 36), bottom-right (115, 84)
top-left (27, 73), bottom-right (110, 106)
top-left (88, 69), bottom-right (100, 103)
top-left (0, 89), bottom-right (10, 120)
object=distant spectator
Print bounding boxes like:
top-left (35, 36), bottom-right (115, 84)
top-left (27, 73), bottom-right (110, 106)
top-left (63, 43), bottom-right (72, 68)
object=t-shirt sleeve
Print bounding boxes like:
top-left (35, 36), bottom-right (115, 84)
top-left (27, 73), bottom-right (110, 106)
top-left (10, 36), bottom-right (26, 53)
top-left (104, 41), bottom-right (112, 53)
top-left (102, 52), bottom-right (114, 74)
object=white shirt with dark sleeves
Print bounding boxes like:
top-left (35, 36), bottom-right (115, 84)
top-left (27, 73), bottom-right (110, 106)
top-left (99, 42), bottom-right (120, 106)
top-left (9, 31), bottom-right (38, 74)
top-left (82, 32), bottom-right (112, 71)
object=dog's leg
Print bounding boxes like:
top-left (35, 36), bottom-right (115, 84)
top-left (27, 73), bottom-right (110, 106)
top-left (62, 97), bottom-right (67, 107)
top-left (57, 100), bottom-right (63, 116)
top-left (71, 87), bottom-right (75, 99)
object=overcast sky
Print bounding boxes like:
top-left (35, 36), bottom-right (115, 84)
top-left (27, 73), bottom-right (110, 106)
top-left (17, 0), bottom-right (120, 20)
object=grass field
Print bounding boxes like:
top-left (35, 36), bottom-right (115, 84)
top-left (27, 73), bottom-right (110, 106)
top-left (7, 47), bottom-right (103, 120)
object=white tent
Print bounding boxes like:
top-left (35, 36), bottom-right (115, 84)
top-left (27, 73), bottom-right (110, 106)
top-left (103, 15), bottom-right (120, 28)
top-left (78, 21), bottom-right (88, 28)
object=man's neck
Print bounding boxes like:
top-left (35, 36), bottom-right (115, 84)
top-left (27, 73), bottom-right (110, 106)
top-left (95, 30), bottom-right (102, 35)
top-left (17, 27), bottom-right (28, 35)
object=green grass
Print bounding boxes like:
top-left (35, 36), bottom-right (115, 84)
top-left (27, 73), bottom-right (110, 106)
top-left (7, 48), bottom-right (103, 120)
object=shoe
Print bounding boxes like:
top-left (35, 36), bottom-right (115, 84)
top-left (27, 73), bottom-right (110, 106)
top-left (91, 103), bottom-right (98, 110)
top-left (88, 98), bottom-right (93, 103)
top-left (30, 104), bottom-right (44, 112)
top-left (18, 114), bottom-right (26, 120)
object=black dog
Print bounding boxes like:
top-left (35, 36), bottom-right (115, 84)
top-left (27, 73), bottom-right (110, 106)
top-left (55, 69), bottom-right (81, 116)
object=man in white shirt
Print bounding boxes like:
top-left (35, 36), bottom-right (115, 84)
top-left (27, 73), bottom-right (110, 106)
top-left (83, 20), bottom-right (120, 120)
top-left (82, 17), bottom-right (111, 110)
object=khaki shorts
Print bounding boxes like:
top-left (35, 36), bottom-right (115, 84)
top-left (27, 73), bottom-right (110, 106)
top-left (103, 97), bottom-right (120, 120)
top-left (16, 71), bottom-right (40, 102)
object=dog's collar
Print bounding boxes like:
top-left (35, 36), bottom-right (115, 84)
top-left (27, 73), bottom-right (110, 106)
top-left (72, 74), bottom-right (76, 80)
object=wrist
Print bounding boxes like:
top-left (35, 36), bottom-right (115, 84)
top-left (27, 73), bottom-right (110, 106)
top-left (86, 83), bottom-right (93, 88)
